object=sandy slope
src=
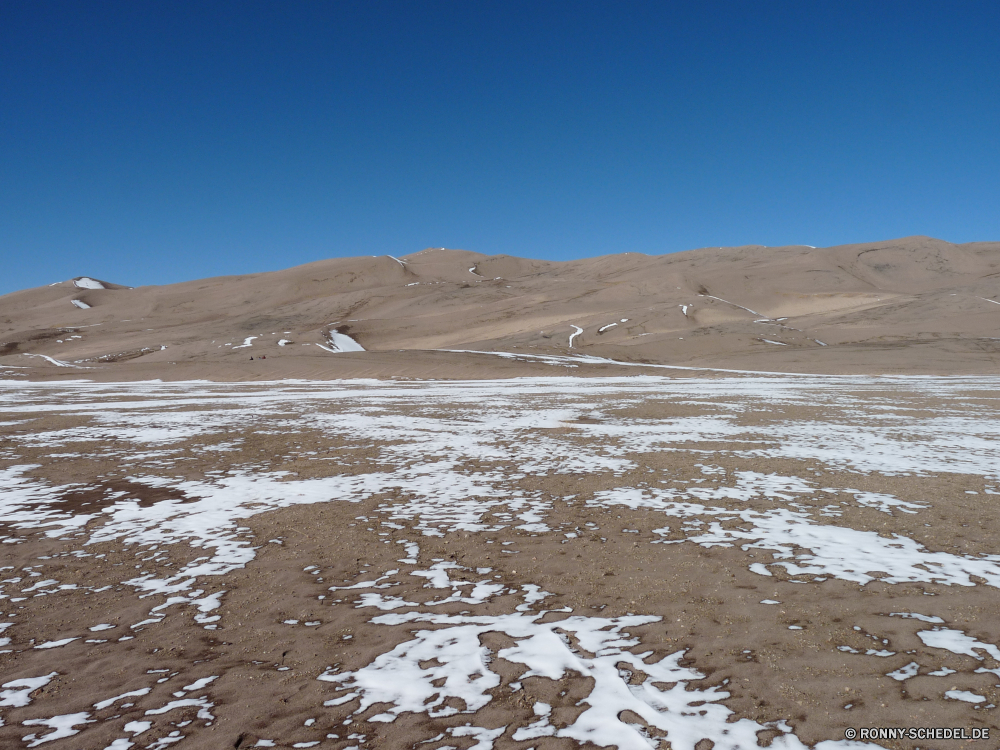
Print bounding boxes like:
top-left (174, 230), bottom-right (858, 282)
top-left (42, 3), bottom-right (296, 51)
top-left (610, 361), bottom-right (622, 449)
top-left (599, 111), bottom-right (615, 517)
top-left (2, 236), bottom-right (1000, 380)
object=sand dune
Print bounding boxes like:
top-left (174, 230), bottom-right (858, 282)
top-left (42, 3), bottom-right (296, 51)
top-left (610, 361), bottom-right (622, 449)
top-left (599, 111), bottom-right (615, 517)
top-left (2, 236), bottom-right (1000, 380)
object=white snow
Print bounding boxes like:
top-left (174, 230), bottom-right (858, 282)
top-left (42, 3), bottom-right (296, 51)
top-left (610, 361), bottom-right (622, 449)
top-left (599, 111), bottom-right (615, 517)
top-left (946, 689), bottom-right (986, 703)
top-left (1, 672), bottom-right (58, 707)
top-left (568, 325), bottom-right (583, 348)
top-left (22, 712), bottom-right (94, 746)
top-left (278, 340), bottom-right (291, 347)
top-left (887, 661), bottom-right (919, 681)
top-left (888, 612), bottom-right (943, 623)
top-left (917, 628), bottom-right (1000, 661)
top-left (701, 294), bottom-right (762, 316)
top-left (35, 637), bottom-right (78, 649)
top-left (94, 688), bottom-right (151, 710)
top-left (144, 697), bottom-right (214, 717)
top-left (21, 354), bottom-right (83, 368)
top-left (232, 336), bottom-right (258, 349)
top-left (320, 564), bottom-right (867, 750)
top-left (182, 676), bottom-right (218, 691)
top-left (74, 277), bottom-right (105, 290)
top-left (71, 299), bottom-right (91, 309)
top-left (598, 323), bottom-right (617, 333)
top-left (595, 486), bottom-right (1000, 587)
top-left (928, 666), bottom-right (956, 676)
top-left (762, 339), bottom-right (787, 346)
top-left (318, 331), bottom-right (365, 353)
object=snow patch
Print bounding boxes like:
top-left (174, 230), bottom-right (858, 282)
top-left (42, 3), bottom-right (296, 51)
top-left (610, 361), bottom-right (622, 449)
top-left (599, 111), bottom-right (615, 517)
top-left (21, 354), bottom-right (84, 368)
top-left (319, 331), bottom-right (365, 353)
top-left (568, 326), bottom-right (583, 348)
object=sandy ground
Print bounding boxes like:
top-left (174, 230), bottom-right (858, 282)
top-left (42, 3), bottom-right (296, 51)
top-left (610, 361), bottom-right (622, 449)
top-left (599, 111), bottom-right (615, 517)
top-left (4, 237), bottom-right (1000, 379)
top-left (0, 375), bottom-right (998, 749)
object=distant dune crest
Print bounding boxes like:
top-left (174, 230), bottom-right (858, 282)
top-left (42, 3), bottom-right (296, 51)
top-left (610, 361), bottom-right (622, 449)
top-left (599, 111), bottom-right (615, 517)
top-left (2, 236), bottom-right (1000, 379)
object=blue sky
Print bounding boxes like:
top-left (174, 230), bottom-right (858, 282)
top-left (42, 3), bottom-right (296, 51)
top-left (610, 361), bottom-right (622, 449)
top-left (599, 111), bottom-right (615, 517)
top-left (2, 1), bottom-right (998, 294)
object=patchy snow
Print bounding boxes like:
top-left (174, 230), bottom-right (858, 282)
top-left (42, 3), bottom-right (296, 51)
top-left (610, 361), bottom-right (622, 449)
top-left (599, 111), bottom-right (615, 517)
top-left (946, 689), bottom-right (986, 703)
top-left (21, 354), bottom-right (84, 368)
top-left (22, 712), bottom-right (94, 746)
top-left (1, 375), bottom-right (998, 747)
top-left (700, 294), bottom-right (762, 316)
top-left (74, 277), bottom-right (105, 290)
top-left (568, 325), bottom-right (583, 348)
top-left (917, 628), bottom-right (1000, 661)
top-left (887, 661), bottom-right (919, 681)
top-left (888, 612), bottom-right (943, 624)
top-left (837, 489), bottom-right (926, 515)
top-left (144, 696), bottom-right (215, 718)
top-left (94, 688), bottom-right (151, 710)
top-left (594, 487), bottom-right (1000, 587)
top-left (35, 637), bottom-right (78, 649)
top-left (232, 337), bottom-right (258, 350)
top-left (598, 323), bottom-right (618, 333)
top-left (71, 299), bottom-right (91, 309)
top-left (182, 676), bottom-right (218, 691)
top-left (320, 564), bottom-right (870, 750)
top-left (1, 672), bottom-right (58, 707)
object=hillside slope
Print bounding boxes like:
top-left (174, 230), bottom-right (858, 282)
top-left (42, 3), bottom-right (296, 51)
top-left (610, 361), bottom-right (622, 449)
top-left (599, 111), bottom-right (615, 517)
top-left (3, 237), bottom-right (1000, 379)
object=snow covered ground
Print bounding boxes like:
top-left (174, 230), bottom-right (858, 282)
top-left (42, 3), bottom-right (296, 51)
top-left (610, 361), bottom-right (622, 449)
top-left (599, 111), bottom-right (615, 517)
top-left (0, 374), bottom-right (997, 748)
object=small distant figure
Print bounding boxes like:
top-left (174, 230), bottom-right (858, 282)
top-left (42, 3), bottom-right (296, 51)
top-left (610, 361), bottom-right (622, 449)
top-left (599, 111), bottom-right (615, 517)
top-left (250, 356), bottom-right (254, 360)
top-left (261, 355), bottom-right (266, 359)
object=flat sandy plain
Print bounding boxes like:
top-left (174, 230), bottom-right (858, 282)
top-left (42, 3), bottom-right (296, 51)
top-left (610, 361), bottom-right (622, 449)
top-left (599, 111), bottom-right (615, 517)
top-left (1, 374), bottom-right (999, 750)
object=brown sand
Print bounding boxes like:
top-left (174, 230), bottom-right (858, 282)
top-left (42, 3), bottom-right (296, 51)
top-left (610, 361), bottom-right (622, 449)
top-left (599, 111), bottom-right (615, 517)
top-left (3, 236), bottom-right (1000, 381)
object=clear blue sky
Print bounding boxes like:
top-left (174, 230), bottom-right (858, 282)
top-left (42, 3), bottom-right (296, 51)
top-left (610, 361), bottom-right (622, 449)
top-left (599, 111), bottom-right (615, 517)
top-left (2, 1), bottom-right (998, 294)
